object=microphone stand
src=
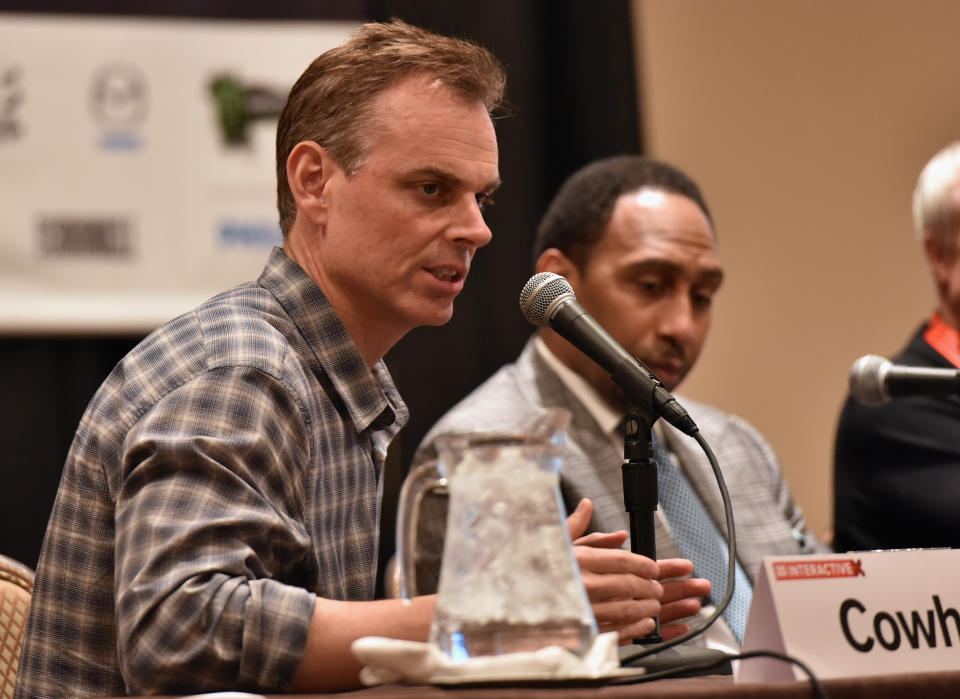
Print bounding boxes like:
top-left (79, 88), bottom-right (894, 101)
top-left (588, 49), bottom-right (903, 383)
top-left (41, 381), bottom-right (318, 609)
top-left (619, 398), bottom-right (733, 675)
top-left (621, 400), bottom-right (662, 644)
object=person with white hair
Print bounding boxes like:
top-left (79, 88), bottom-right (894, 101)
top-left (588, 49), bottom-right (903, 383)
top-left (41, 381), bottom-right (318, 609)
top-left (834, 141), bottom-right (960, 552)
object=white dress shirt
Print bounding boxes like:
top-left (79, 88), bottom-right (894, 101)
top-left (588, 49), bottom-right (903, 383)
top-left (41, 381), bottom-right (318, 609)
top-left (533, 336), bottom-right (740, 652)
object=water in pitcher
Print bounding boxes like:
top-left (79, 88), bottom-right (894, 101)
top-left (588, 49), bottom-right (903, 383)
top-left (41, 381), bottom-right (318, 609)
top-left (429, 443), bottom-right (596, 660)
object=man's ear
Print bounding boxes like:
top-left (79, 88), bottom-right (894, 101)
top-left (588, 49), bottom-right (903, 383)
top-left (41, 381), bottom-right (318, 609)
top-left (923, 232), bottom-right (952, 287)
top-left (286, 141), bottom-right (335, 226)
top-left (535, 248), bottom-right (580, 285)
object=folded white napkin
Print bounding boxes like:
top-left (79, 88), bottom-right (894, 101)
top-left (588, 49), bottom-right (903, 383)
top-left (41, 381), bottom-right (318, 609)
top-left (351, 631), bottom-right (631, 686)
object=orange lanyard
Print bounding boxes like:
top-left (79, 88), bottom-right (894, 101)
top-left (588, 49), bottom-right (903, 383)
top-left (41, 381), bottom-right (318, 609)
top-left (923, 312), bottom-right (960, 369)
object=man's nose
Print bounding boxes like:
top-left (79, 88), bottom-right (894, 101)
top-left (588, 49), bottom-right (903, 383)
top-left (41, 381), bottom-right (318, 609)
top-left (657, 293), bottom-right (697, 341)
top-left (448, 195), bottom-right (493, 250)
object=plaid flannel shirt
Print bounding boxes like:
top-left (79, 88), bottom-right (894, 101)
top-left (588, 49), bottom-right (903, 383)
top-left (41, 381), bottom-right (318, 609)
top-left (16, 247), bottom-right (407, 699)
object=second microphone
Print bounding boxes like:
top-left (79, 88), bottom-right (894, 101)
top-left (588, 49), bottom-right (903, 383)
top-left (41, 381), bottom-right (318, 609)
top-left (519, 272), bottom-right (698, 436)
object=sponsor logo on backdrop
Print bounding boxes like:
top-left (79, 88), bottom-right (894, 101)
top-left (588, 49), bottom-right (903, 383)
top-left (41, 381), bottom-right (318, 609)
top-left (90, 62), bottom-right (148, 150)
top-left (208, 74), bottom-right (286, 250)
top-left (0, 63), bottom-right (24, 142)
top-left (218, 220), bottom-right (282, 249)
top-left (37, 216), bottom-right (135, 257)
top-left (208, 73), bottom-right (285, 146)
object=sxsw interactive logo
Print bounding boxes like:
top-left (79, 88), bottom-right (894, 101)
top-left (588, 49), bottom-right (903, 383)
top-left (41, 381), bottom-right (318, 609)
top-left (90, 62), bottom-right (148, 150)
top-left (208, 73), bottom-right (285, 145)
top-left (773, 558), bottom-right (865, 580)
top-left (0, 63), bottom-right (24, 142)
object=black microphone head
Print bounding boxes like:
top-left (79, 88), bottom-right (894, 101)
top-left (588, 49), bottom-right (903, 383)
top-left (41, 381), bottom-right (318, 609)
top-left (519, 272), bottom-right (575, 327)
top-left (848, 354), bottom-right (892, 406)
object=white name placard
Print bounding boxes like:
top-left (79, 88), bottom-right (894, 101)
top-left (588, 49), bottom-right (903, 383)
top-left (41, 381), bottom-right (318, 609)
top-left (736, 549), bottom-right (960, 682)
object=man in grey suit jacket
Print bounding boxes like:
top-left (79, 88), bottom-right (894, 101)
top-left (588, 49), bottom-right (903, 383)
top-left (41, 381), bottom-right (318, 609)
top-left (414, 155), bottom-right (825, 648)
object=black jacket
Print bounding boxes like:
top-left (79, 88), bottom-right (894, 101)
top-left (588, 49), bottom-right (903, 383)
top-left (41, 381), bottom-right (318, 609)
top-left (833, 323), bottom-right (960, 552)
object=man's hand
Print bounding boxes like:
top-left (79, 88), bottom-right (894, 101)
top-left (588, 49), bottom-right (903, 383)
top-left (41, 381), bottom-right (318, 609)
top-left (567, 498), bottom-right (710, 643)
top-left (656, 558), bottom-right (710, 640)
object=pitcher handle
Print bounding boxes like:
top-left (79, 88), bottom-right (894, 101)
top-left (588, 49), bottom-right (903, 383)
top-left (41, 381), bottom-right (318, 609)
top-left (394, 459), bottom-right (446, 600)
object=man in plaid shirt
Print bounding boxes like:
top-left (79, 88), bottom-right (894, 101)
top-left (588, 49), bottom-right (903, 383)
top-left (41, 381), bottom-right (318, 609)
top-left (17, 20), bottom-right (702, 698)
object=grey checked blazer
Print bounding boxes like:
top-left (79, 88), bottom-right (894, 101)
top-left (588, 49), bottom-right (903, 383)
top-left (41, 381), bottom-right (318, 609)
top-left (412, 338), bottom-right (825, 593)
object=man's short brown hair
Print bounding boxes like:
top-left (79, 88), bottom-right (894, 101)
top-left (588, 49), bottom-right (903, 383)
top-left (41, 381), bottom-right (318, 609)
top-left (275, 19), bottom-right (506, 236)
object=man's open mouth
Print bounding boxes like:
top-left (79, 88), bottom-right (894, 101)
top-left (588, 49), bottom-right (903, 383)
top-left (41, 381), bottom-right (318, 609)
top-left (428, 267), bottom-right (462, 282)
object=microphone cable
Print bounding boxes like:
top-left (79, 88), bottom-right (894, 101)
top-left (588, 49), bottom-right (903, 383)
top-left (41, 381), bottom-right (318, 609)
top-left (619, 430), bottom-right (736, 660)
top-left (520, 271), bottom-right (825, 692)
top-left (617, 430), bottom-right (827, 697)
top-left (613, 649), bottom-right (829, 699)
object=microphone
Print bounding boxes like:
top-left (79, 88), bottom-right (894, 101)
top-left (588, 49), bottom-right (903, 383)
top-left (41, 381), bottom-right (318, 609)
top-left (519, 272), bottom-right (698, 436)
top-left (848, 354), bottom-right (960, 406)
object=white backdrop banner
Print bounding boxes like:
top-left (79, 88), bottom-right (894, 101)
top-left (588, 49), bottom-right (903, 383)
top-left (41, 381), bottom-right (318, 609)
top-left (0, 13), bottom-right (358, 333)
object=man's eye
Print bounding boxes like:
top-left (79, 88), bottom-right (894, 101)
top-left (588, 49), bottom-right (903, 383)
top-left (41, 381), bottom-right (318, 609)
top-left (420, 183), bottom-right (441, 196)
top-left (476, 192), bottom-right (495, 212)
top-left (693, 293), bottom-right (713, 310)
top-left (638, 279), bottom-right (663, 295)
top-left (692, 291), bottom-right (715, 310)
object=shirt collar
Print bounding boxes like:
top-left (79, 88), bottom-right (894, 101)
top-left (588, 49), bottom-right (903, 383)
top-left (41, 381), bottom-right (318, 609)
top-left (258, 247), bottom-right (408, 433)
top-left (924, 311), bottom-right (960, 369)
top-left (533, 334), bottom-right (622, 440)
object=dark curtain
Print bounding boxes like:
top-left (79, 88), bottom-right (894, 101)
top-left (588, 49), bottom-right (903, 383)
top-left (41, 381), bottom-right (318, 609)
top-left (0, 2), bottom-right (642, 586)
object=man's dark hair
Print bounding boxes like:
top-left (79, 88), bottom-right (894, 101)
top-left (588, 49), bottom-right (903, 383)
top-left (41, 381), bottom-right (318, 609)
top-left (533, 155), bottom-right (713, 268)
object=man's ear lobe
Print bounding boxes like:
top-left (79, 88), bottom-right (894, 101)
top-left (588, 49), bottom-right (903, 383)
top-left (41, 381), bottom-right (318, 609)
top-left (286, 141), bottom-right (332, 223)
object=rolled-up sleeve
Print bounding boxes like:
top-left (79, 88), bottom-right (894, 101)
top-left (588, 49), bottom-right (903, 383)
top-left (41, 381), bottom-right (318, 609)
top-left (115, 366), bottom-right (316, 694)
